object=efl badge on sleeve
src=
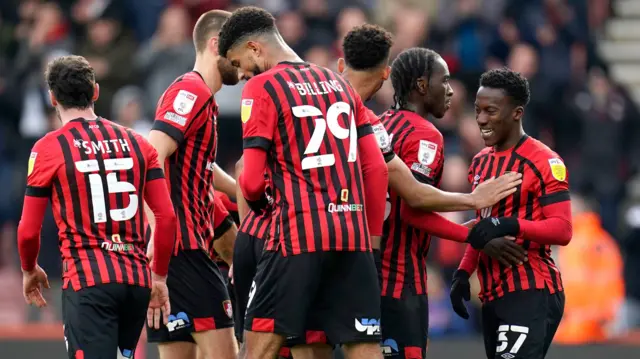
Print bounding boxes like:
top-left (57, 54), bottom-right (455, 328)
top-left (28, 152), bottom-right (37, 177)
top-left (223, 300), bottom-right (233, 319)
top-left (173, 90), bottom-right (197, 116)
top-left (418, 140), bottom-right (438, 166)
top-left (241, 99), bottom-right (253, 123)
top-left (548, 158), bottom-right (567, 182)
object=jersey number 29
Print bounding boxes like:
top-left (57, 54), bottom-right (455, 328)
top-left (75, 158), bottom-right (138, 223)
top-left (292, 102), bottom-right (357, 170)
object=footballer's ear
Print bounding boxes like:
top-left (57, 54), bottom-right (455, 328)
top-left (209, 36), bottom-right (219, 55)
top-left (49, 90), bottom-right (58, 107)
top-left (337, 58), bottom-right (346, 73)
top-left (92, 83), bottom-right (100, 102)
top-left (382, 65), bottom-right (391, 80)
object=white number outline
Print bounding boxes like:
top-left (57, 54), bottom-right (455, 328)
top-left (75, 158), bottom-right (138, 223)
top-left (496, 325), bottom-right (529, 355)
top-left (291, 102), bottom-right (357, 170)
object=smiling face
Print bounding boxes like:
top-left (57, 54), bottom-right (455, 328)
top-left (419, 56), bottom-right (453, 118)
top-left (474, 86), bottom-right (523, 147)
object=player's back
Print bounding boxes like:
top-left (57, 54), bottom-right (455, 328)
top-left (379, 109), bottom-right (445, 298)
top-left (153, 71), bottom-right (218, 251)
top-left (242, 62), bottom-right (370, 255)
top-left (468, 135), bottom-right (569, 301)
top-left (30, 117), bottom-right (158, 290)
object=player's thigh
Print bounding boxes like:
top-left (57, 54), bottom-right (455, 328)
top-left (481, 301), bottom-right (500, 359)
top-left (314, 251), bottom-right (381, 346)
top-left (232, 232), bottom-right (262, 341)
top-left (380, 295), bottom-right (429, 359)
top-left (147, 249), bottom-right (233, 344)
top-left (493, 290), bottom-right (548, 359)
top-left (117, 285), bottom-right (151, 357)
top-left (542, 290), bottom-right (565, 357)
top-left (244, 250), bottom-right (321, 338)
top-left (62, 285), bottom-right (121, 359)
top-left (158, 342), bottom-right (197, 359)
top-left (291, 343), bottom-right (333, 359)
top-left (243, 330), bottom-right (286, 359)
top-left (192, 327), bottom-right (238, 359)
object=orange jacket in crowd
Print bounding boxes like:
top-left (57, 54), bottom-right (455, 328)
top-left (554, 212), bottom-right (624, 344)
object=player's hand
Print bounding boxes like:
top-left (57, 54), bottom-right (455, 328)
top-left (482, 236), bottom-right (527, 267)
top-left (148, 274), bottom-right (171, 329)
top-left (465, 216), bottom-right (520, 250)
top-left (450, 270), bottom-right (471, 319)
top-left (22, 265), bottom-right (50, 308)
top-left (470, 173), bottom-right (522, 210)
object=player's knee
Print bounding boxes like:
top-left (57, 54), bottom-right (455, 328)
top-left (193, 328), bottom-right (238, 359)
top-left (244, 331), bottom-right (285, 359)
top-left (291, 344), bottom-right (333, 359)
top-left (342, 342), bottom-right (383, 359)
top-left (158, 342), bottom-right (197, 359)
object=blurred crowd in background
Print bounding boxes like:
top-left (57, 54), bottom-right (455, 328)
top-left (0, 0), bottom-right (638, 345)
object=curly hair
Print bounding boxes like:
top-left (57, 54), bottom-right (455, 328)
top-left (343, 24), bottom-right (393, 71)
top-left (45, 55), bottom-right (95, 109)
top-left (217, 6), bottom-right (277, 57)
top-left (390, 47), bottom-right (439, 110)
top-left (479, 67), bottom-right (530, 107)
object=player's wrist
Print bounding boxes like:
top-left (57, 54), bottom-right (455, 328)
top-left (466, 192), bottom-right (481, 210)
top-left (151, 272), bottom-right (167, 282)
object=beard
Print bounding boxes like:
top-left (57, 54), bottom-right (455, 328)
top-left (217, 57), bottom-right (240, 86)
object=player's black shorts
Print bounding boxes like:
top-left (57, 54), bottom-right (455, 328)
top-left (62, 283), bottom-right (150, 359)
top-left (380, 294), bottom-right (429, 358)
top-left (245, 250), bottom-right (381, 345)
top-left (481, 288), bottom-right (565, 359)
top-left (232, 231), bottom-right (265, 342)
top-left (146, 248), bottom-right (234, 343)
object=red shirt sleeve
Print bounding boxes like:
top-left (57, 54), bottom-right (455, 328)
top-left (458, 244), bottom-right (480, 274)
top-left (18, 137), bottom-right (61, 271)
top-left (213, 194), bottom-right (230, 229)
top-left (241, 77), bottom-right (278, 151)
top-left (515, 153), bottom-right (572, 245)
top-left (358, 133), bottom-right (388, 237)
top-left (153, 78), bottom-right (211, 145)
top-left (399, 126), bottom-right (444, 186)
top-left (139, 137), bottom-right (175, 276)
top-left (367, 110), bottom-right (395, 163)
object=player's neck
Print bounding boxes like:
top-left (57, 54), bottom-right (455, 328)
top-left (403, 102), bottom-right (428, 118)
top-left (58, 107), bottom-right (98, 125)
top-left (268, 43), bottom-right (303, 67)
top-left (344, 70), bottom-right (376, 101)
top-left (193, 55), bottom-right (222, 94)
top-left (494, 127), bottom-right (526, 152)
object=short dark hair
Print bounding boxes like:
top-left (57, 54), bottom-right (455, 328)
top-left (217, 6), bottom-right (277, 57)
top-left (390, 47), bottom-right (439, 110)
top-left (193, 10), bottom-right (231, 53)
top-left (343, 24), bottom-right (393, 71)
top-left (45, 55), bottom-right (95, 109)
top-left (479, 67), bottom-right (530, 107)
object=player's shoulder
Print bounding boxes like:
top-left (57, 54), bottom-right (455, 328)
top-left (519, 136), bottom-right (564, 164)
top-left (166, 71), bottom-right (212, 98)
top-left (406, 112), bottom-right (443, 142)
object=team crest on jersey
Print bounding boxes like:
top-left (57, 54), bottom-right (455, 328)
top-left (27, 152), bottom-right (37, 176)
top-left (223, 300), bottom-right (233, 319)
top-left (418, 140), bottom-right (438, 166)
top-left (548, 158), bottom-right (566, 182)
top-left (241, 99), bottom-right (253, 123)
top-left (173, 90), bottom-right (197, 116)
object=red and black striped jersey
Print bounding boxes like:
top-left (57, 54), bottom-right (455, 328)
top-left (25, 117), bottom-right (163, 290)
top-left (208, 191), bottom-right (235, 262)
top-left (469, 135), bottom-right (569, 302)
top-left (153, 71), bottom-right (218, 253)
top-left (367, 109), bottom-right (395, 163)
top-left (379, 109), bottom-right (445, 298)
top-left (240, 61), bottom-right (373, 255)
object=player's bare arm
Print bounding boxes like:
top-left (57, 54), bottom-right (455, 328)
top-left (213, 224), bottom-right (237, 265)
top-left (214, 163), bottom-right (237, 199)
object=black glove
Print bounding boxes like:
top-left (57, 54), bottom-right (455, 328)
top-left (450, 270), bottom-right (471, 319)
top-left (466, 217), bottom-right (520, 250)
top-left (246, 192), bottom-right (270, 215)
